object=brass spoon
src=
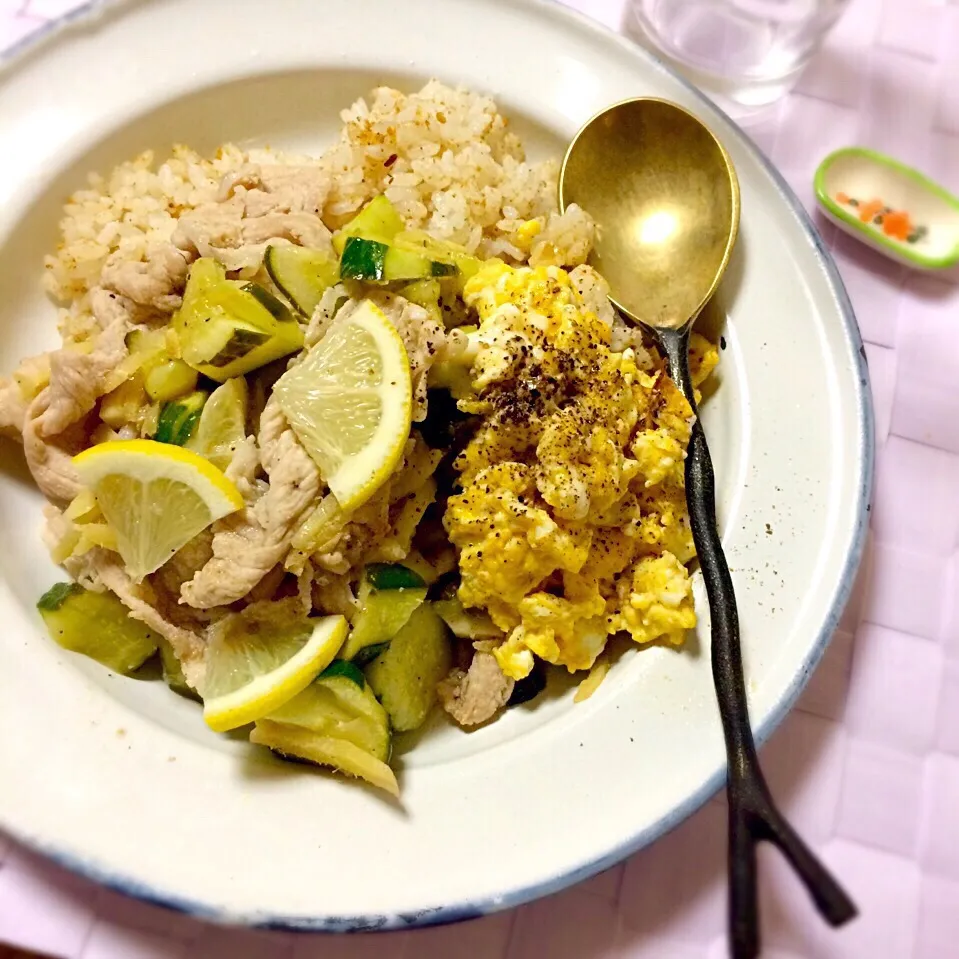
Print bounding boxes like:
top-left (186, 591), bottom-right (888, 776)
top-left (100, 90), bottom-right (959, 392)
top-left (559, 98), bottom-right (857, 958)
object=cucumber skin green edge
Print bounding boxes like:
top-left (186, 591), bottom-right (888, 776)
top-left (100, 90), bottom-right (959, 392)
top-left (340, 236), bottom-right (388, 282)
top-left (264, 245), bottom-right (338, 317)
top-left (37, 581), bottom-right (82, 612)
top-left (365, 563), bottom-right (426, 590)
top-left (320, 659), bottom-right (367, 688)
top-left (155, 393), bottom-right (206, 445)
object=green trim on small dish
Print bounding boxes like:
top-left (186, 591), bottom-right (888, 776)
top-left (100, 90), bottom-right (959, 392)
top-left (814, 147), bottom-right (959, 269)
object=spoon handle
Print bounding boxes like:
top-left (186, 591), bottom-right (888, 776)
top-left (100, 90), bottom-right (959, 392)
top-left (656, 327), bottom-right (857, 959)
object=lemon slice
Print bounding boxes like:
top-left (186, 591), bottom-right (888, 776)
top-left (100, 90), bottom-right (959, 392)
top-left (186, 377), bottom-right (248, 471)
top-left (273, 299), bottom-right (412, 511)
top-left (73, 439), bottom-right (243, 582)
top-left (202, 609), bottom-right (348, 732)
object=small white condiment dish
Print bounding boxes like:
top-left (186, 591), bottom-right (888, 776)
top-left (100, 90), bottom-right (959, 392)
top-left (815, 147), bottom-right (959, 270)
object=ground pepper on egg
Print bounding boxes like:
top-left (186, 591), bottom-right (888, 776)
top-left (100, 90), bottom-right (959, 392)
top-left (441, 261), bottom-right (718, 680)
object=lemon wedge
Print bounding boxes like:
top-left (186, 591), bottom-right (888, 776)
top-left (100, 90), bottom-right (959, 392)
top-left (73, 439), bottom-right (243, 582)
top-left (186, 376), bottom-right (249, 471)
top-left (273, 299), bottom-right (412, 511)
top-left (202, 607), bottom-right (348, 732)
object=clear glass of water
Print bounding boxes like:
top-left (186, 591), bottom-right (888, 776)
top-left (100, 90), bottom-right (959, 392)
top-left (626, 0), bottom-right (853, 114)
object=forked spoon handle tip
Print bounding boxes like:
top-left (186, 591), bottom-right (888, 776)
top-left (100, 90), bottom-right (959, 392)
top-left (656, 326), bottom-right (857, 959)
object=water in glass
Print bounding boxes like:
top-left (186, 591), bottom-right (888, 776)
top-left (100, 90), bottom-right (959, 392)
top-left (626, 0), bottom-right (852, 112)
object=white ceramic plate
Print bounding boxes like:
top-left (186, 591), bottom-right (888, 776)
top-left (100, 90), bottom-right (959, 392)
top-left (0, 0), bottom-right (872, 930)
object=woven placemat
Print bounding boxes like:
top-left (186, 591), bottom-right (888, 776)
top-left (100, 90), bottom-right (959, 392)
top-left (1, 1), bottom-right (957, 957)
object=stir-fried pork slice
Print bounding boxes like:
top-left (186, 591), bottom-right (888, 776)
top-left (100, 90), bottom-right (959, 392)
top-left (43, 348), bottom-right (107, 438)
top-left (256, 389), bottom-right (291, 465)
top-left (0, 353), bottom-right (52, 440)
top-left (22, 391), bottom-right (85, 503)
top-left (100, 243), bottom-right (191, 313)
top-left (437, 650), bottom-right (514, 727)
top-left (223, 435), bottom-right (261, 497)
top-left (172, 196), bottom-right (244, 258)
top-left (312, 571), bottom-right (356, 618)
top-left (173, 177), bottom-right (335, 273)
top-left (147, 531), bottom-right (226, 634)
top-left (0, 376), bottom-right (27, 439)
top-left (33, 287), bottom-right (133, 445)
top-left (90, 284), bottom-right (138, 332)
top-left (66, 546), bottom-right (207, 689)
top-left (238, 212), bottom-right (334, 251)
top-left (304, 284), bottom-right (349, 347)
top-left (217, 164), bottom-right (333, 218)
top-left (21, 290), bottom-right (136, 503)
top-left (152, 530), bottom-right (214, 601)
top-left (370, 294), bottom-right (445, 422)
top-left (307, 436), bottom-right (431, 577)
top-left (180, 399), bottom-right (321, 609)
top-left (216, 166), bottom-right (260, 202)
top-left (36, 288), bottom-right (131, 439)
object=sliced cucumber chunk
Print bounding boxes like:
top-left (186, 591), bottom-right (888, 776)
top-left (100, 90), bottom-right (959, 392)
top-left (339, 235), bottom-right (454, 284)
top-left (392, 230), bottom-right (482, 287)
top-left (382, 247), bottom-right (451, 282)
top-left (382, 246), bottom-right (430, 282)
top-left (124, 328), bottom-right (168, 365)
top-left (251, 720), bottom-right (398, 796)
top-left (174, 258), bottom-right (304, 382)
top-left (266, 672), bottom-right (390, 761)
top-left (341, 564), bottom-right (428, 661)
top-left (37, 581), bottom-right (80, 612)
top-left (332, 194), bottom-right (405, 255)
top-left (155, 391), bottom-right (207, 446)
top-left (107, 328), bottom-right (170, 395)
top-left (37, 582), bottom-right (159, 674)
top-left (265, 245), bottom-right (339, 317)
top-left (238, 282), bottom-right (291, 321)
top-left (366, 563), bottom-right (426, 591)
top-left (99, 372), bottom-right (148, 430)
top-left (200, 327), bottom-right (272, 368)
top-left (352, 642), bottom-right (390, 668)
top-left (144, 359), bottom-right (198, 403)
top-left (399, 279), bottom-right (442, 320)
top-left (319, 659), bottom-right (366, 688)
top-left (340, 236), bottom-right (388, 282)
top-left (364, 603), bottom-right (452, 732)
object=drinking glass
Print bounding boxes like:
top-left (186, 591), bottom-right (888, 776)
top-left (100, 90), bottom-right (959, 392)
top-left (625, 0), bottom-right (853, 113)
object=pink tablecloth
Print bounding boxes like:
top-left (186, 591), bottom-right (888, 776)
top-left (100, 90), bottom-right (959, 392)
top-left (1, 0), bottom-right (957, 956)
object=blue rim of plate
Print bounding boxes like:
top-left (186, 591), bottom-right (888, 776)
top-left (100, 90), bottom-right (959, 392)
top-left (0, 0), bottom-right (874, 933)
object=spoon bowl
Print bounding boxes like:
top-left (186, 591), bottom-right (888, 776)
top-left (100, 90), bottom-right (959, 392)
top-left (560, 98), bottom-right (857, 959)
top-left (560, 97), bottom-right (739, 330)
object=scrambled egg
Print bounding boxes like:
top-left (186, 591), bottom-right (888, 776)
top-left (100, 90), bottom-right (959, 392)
top-left (443, 261), bottom-right (717, 680)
